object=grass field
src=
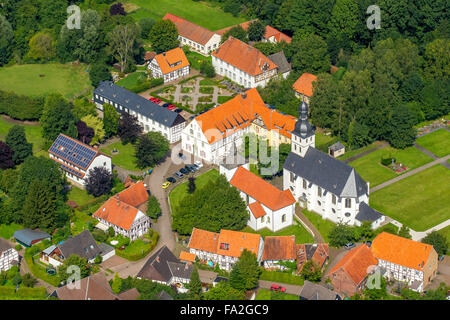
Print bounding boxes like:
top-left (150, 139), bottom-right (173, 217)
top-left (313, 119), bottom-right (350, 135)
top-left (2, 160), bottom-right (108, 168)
top-left (241, 223), bottom-right (314, 244)
top-left (115, 71), bottom-right (147, 90)
top-left (0, 223), bottom-right (23, 240)
top-left (67, 186), bottom-right (95, 207)
top-left (260, 270), bottom-right (304, 286)
top-left (0, 63), bottom-right (91, 99)
top-left (337, 141), bottom-right (382, 161)
top-left (415, 129), bottom-right (450, 158)
top-left (185, 51), bottom-right (212, 70)
top-left (71, 210), bottom-right (99, 236)
top-left (126, 0), bottom-right (246, 30)
top-left (100, 142), bottom-right (141, 172)
top-left (0, 116), bottom-right (45, 155)
top-left (302, 209), bottom-right (336, 243)
top-left (255, 289), bottom-right (299, 300)
top-left (370, 165), bottom-right (450, 231)
top-left (348, 146), bottom-right (433, 187)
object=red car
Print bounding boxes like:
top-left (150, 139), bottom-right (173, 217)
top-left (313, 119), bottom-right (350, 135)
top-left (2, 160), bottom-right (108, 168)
top-left (167, 104), bottom-right (177, 111)
top-left (149, 97), bottom-right (161, 104)
top-left (270, 285), bottom-right (286, 292)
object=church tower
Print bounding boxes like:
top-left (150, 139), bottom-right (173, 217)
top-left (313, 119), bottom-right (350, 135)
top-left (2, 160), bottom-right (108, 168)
top-left (290, 101), bottom-right (315, 157)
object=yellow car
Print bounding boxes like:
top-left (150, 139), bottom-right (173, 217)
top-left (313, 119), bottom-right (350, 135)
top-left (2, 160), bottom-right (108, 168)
top-left (162, 181), bottom-right (171, 189)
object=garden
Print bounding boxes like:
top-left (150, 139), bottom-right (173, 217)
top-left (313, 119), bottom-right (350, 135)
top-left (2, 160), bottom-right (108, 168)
top-left (259, 269), bottom-right (304, 286)
top-left (415, 128), bottom-right (450, 158)
top-left (110, 230), bottom-right (159, 261)
top-left (100, 141), bottom-right (141, 172)
top-left (254, 288), bottom-right (299, 300)
top-left (370, 165), bottom-right (450, 231)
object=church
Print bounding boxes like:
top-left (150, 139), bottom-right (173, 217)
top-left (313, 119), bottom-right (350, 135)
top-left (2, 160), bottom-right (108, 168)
top-left (283, 102), bottom-right (385, 228)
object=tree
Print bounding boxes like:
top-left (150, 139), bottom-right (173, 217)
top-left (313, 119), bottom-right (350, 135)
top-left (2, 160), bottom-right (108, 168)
top-left (89, 62), bottom-right (112, 87)
top-left (118, 113), bottom-right (142, 144)
top-left (301, 260), bottom-right (322, 282)
top-left (94, 255), bottom-right (103, 264)
top-left (422, 231), bottom-right (448, 256)
top-left (328, 223), bottom-right (355, 247)
top-left (223, 0), bottom-right (241, 17)
top-left (81, 115), bottom-right (105, 145)
top-left (289, 32), bottom-right (330, 74)
top-left (363, 276), bottom-right (388, 300)
top-left (188, 177), bottom-right (196, 194)
top-left (111, 273), bottom-right (122, 293)
top-left (0, 15), bottom-right (14, 66)
top-left (22, 179), bottom-right (57, 230)
top-left (354, 221), bottom-right (374, 242)
top-left (387, 105), bottom-right (416, 149)
top-left (74, 10), bottom-right (102, 63)
top-left (203, 281), bottom-right (245, 300)
top-left (423, 39), bottom-right (450, 80)
top-left (58, 254), bottom-right (90, 283)
top-left (148, 19), bottom-right (179, 54)
top-left (146, 195), bottom-right (161, 219)
top-left (0, 141), bottom-right (14, 170)
top-left (40, 94), bottom-right (77, 142)
top-left (110, 3), bottom-right (126, 16)
top-left (103, 103), bottom-right (120, 138)
top-left (222, 26), bottom-right (248, 43)
top-left (229, 249), bottom-right (261, 291)
top-left (138, 18), bottom-right (155, 40)
top-left (27, 32), bottom-right (55, 61)
top-left (72, 98), bottom-right (97, 120)
top-left (327, 0), bottom-right (359, 53)
top-left (134, 132), bottom-right (169, 168)
top-left (188, 266), bottom-right (202, 300)
top-left (21, 273), bottom-right (37, 288)
top-left (200, 60), bottom-right (216, 78)
top-left (347, 120), bottom-right (372, 150)
top-left (5, 125), bottom-right (32, 165)
top-left (85, 167), bottom-right (113, 197)
top-left (247, 20), bottom-right (266, 42)
top-left (107, 24), bottom-right (139, 72)
top-left (398, 225), bottom-right (412, 240)
top-left (76, 120), bottom-right (95, 145)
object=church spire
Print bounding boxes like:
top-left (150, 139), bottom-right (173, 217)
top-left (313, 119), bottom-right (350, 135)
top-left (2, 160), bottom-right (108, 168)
top-left (290, 101), bottom-right (315, 157)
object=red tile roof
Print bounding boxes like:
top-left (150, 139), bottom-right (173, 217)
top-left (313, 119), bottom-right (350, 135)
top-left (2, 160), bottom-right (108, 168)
top-left (116, 181), bottom-right (148, 208)
top-left (194, 88), bottom-right (296, 144)
top-left (179, 251), bottom-right (196, 263)
top-left (327, 244), bottom-right (378, 286)
top-left (93, 197), bottom-right (139, 231)
top-left (144, 51), bottom-right (156, 61)
top-left (292, 73), bottom-right (318, 97)
top-left (212, 37), bottom-right (278, 76)
top-left (188, 228), bottom-right (219, 254)
top-left (230, 166), bottom-right (296, 211)
top-left (263, 236), bottom-right (296, 261)
top-left (163, 13), bottom-right (217, 45)
top-left (215, 20), bottom-right (257, 36)
top-left (264, 25), bottom-right (292, 43)
top-left (248, 201), bottom-right (266, 219)
top-left (371, 232), bottom-right (435, 271)
top-left (153, 47), bottom-right (190, 75)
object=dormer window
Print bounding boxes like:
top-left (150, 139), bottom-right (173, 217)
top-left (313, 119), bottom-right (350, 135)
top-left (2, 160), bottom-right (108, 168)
top-left (220, 243), bottom-right (229, 250)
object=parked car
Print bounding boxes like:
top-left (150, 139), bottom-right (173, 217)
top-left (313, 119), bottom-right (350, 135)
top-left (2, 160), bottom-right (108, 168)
top-left (178, 153), bottom-right (186, 160)
top-left (189, 115), bottom-right (197, 120)
top-left (180, 168), bottom-right (189, 175)
top-left (195, 160), bottom-right (203, 169)
top-left (150, 97), bottom-right (162, 104)
top-left (174, 171), bottom-right (183, 178)
top-left (162, 181), bottom-right (170, 189)
top-left (185, 165), bottom-right (195, 173)
top-left (167, 177), bottom-right (176, 183)
top-left (167, 104), bottom-right (177, 111)
top-left (270, 285), bottom-right (286, 292)
top-left (162, 103), bottom-right (170, 108)
top-left (174, 108), bottom-right (183, 113)
top-left (344, 242), bottom-right (356, 250)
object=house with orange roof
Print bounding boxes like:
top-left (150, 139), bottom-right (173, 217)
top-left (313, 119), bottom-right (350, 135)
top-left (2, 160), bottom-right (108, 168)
top-left (211, 37), bottom-right (278, 88)
top-left (371, 232), bottom-right (438, 292)
top-left (220, 164), bottom-right (296, 232)
top-left (297, 243), bottom-right (329, 273)
top-left (148, 47), bottom-right (190, 83)
top-left (292, 73), bottom-right (318, 104)
top-left (216, 21), bottom-right (291, 44)
top-left (327, 244), bottom-right (378, 297)
top-left (163, 13), bottom-right (221, 56)
top-left (181, 88), bottom-right (296, 164)
top-left (93, 181), bottom-right (151, 240)
top-left (262, 236), bottom-right (297, 270)
top-left (187, 227), bottom-right (264, 271)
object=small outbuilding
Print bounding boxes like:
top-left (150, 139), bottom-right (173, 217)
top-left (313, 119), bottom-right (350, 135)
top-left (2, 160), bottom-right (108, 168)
top-left (328, 142), bottom-right (345, 158)
top-left (13, 229), bottom-right (51, 247)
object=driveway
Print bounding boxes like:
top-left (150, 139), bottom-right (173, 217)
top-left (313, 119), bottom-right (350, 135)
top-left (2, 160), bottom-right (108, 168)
top-left (258, 280), bottom-right (302, 295)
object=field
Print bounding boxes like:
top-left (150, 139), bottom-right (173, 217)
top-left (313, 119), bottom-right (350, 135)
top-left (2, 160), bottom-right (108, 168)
top-left (100, 142), bottom-right (141, 172)
top-left (302, 210), bottom-right (336, 243)
top-left (115, 71), bottom-right (147, 90)
top-left (348, 146), bottom-right (433, 187)
top-left (0, 63), bottom-right (91, 99)
top-left (255, 289), bottom-right (299, 300)
top-left (185, 51), bottom-right (212, 70)
top-left (0, 116), bottom-right (46, 156)
top-left (370, 165), bottom-right (450, 231)
top-left (126, 0), bottom-right (246, 31)
top-left (241, 223), bottom-right (314, 244)
top-left (67, 186), bottom-right (95, 207)
top-left (415, 129), bottom-right (450, 157)
top-left (169, 169), bottom-right (220, 210)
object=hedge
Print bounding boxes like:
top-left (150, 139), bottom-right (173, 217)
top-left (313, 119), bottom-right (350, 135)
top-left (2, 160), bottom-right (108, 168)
top-left (0, 90), bottom-right (44, 120)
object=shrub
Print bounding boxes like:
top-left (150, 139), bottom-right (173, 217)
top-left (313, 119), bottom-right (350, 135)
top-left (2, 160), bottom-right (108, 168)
top-left (92, 229), bottom-right (108, 243)
top-left (0, 90), bottom-right (44, 120)
top-left (14, 244), bottom-right (22, 251)
top-left (94, 255), bottom-right (103, 264)
top-left (381, 157), bottom-right (395, 166)
top-left (107, 227), bottom-right (115, 238)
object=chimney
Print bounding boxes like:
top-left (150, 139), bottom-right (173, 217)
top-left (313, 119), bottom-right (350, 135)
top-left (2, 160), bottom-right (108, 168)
top-left (241, 92), bottom-right (247, 99)
top-left (156, 256), bottom-right (160, 263)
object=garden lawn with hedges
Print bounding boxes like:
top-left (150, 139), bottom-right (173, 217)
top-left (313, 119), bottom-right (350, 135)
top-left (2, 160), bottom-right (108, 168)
top-left (370, 165), bottom-right (450, 231)
top-left (415, 129), bottom-right (450, 158)
top-left (260, 270), bottom-right (304, 286)
top-left (241, 223), bottom-right (314, 244)
top-left (115, 230), bottom-right (159, 261)
top-left (100, 142), bottom-right (141, 172)
top-left (25, 243), bottom-right (62, 287)
top-left (348, 146), bottom-right (433, 187)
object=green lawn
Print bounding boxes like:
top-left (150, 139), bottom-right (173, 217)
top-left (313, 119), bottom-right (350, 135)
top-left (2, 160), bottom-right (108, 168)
top-left (0, 116), bottom-right (45, 155)
top-left (67, 186), bottom-right (95, 207)
top-left (260, 270), bottom-right (304, 286)
top-left (416, 129), bottom-right (450, 158)
top-left (71, 210), bottom-right (99, 236)
top-left (302, 209), bottom-right (336, 243)
top-left (255, 289), bottom-right (299, 300)
top-left (199, 86), bottom-right (214, 94)
top-left (115, 71), bottom-right (147, 90)
top-left (337, 141), bottom-right (382, 161)
top-left (199, 78), bottom-right (218, 86)
top-left (0, 63), bottom-right (92, 99)
top-left (127, 0), bottom-right (246, 30)
top-left (315, 132), bottom-right (338, 153)
top-left (185, 51), bottom-right (212, 70)
top-left (100, 142), bottom-right (141, 172)
top-left (348, 146), bottom-right (433, 187)
top-left (217, 95), bottom-right (234, 104)
top-left (370, 165), bottom-right (450, 231)
top-left (169, 169), bottom-right (220, 210)
top-left (0, 223), bottom-right (23, 240)
top-left (241, 223), bottom-right (314, 244)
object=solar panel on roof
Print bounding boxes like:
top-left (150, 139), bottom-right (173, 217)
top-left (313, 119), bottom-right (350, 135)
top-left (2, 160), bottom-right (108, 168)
top-left (49, 135), bottom-right (97, 170)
